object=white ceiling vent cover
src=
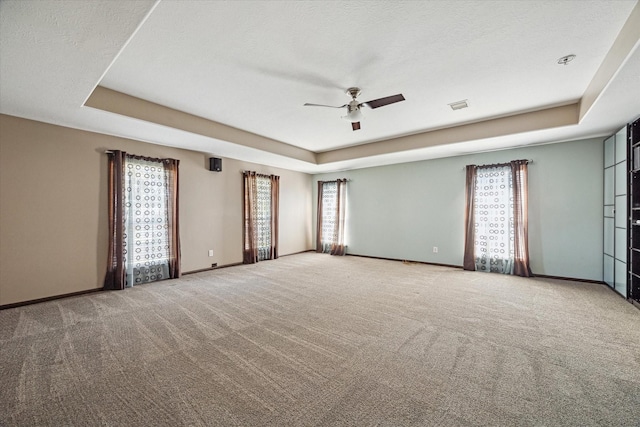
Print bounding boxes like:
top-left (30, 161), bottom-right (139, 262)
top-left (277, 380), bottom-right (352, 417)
top-left (448, 100), bottom-right (469, 111)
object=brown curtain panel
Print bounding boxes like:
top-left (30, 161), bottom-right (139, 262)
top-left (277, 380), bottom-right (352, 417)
top-left (330, 179), bottom-right (347, 256)
top-left (270, 174), bottom-right (280, 260)
top-left (242, 171), bottom-right (258, 264)
top-left (511, 160), bottom-right (533, 277)
top-left (316, 181), bottom-right (324, 253)
top-left (463, 165), bottom-right (477, 271)
top-left (104, 150), bottom-right (127, 290)
top-left (165, 158), bottom-right (181, 278)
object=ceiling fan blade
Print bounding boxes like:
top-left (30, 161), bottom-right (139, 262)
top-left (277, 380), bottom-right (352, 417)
top-left (362, 94), bottom-right (405, 109)
top-left (303, 103), bottom-right (347, 108)
top-left (352, 121), bottom-right (361, 131)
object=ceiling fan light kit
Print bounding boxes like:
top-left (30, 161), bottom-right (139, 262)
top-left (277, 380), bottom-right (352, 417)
top-left (343, 106), bottom-right (363, 123)
top-left (304, 87), bottom-right (405, 131)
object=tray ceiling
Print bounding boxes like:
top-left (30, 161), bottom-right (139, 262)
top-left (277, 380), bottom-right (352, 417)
top-left (1, 0), bottom-right (639, 172)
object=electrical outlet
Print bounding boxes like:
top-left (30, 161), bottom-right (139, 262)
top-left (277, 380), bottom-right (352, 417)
top-left (433, 246), bottom-right (438, 253)
top-left (208, 249), bottom-right (214, 257)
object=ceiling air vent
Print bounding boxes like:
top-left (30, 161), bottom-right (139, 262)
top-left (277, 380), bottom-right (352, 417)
top-left (448, 100), bottom-right (468, 111)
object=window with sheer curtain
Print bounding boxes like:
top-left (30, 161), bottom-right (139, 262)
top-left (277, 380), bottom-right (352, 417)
top-left (473, 165), bottom-right (514, 273)
top-left (316, 179), bottom-right (347, 256)
top-left (123, 157), bottom-right (172, 285)
top-left (255, 175), bottom-right (273, 260)
top-left (104, 151), bottom-right (181, 290)
top-left (243, 171), bottom-right (279, 264)
top-left (463, 160), bottom-right (532, 277)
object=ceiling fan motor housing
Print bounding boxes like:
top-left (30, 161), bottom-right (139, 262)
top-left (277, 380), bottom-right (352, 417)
top-left (346, 87), bottom-right (361, 99)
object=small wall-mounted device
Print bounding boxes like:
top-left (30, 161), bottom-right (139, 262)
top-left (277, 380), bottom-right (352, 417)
top-left (209, 157), bottom-right (222, 172)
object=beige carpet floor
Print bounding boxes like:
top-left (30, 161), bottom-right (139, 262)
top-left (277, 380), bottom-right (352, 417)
top-left (1, 253), bottom-right (639, 426)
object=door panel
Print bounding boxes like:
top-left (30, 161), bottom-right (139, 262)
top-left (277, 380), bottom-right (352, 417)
top-left (604, 254), bottom-right (614, 287)
top-left (615, 259), bottom-right (628, 298)
top-left (604, 217), bottom-right (614, 256)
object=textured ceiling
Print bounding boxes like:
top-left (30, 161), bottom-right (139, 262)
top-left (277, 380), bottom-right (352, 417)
top-left (1, 0), bottom-right (639, 173)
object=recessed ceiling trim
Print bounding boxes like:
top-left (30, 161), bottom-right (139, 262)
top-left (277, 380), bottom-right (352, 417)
top-left (579, 0), bottom-right (640, 121)
top-left (316, 103), bottom-right (579, 164)
top-left (84, 86), bottom-right (317, 164)
top-left (81, 0), bottom-right (162, 107)
top-left (86, 85), bottom-right (582, 167)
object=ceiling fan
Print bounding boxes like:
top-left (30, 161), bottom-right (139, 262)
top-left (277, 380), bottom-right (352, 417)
top-left (304, 87), bottom-right (405, 131)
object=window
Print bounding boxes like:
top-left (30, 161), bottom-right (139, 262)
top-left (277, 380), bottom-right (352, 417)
top-left (104, 151), bottom-right (180, 290)
top-left (243, 171), bottom-right (279, 264)
top-left (463, 160), bottom-right (532, 276)
top-left (255, 175), bottom-right (272, 261)
top-left (316, 179), bottom-right (347, 255)
top-left (319, 181), bottom-right (338, 252)
top-left (124, 157), bottom-right (171, 286)
top-left (473, 165), bottom-right (514, 274)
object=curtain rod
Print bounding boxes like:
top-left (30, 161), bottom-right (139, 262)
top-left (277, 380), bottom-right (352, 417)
top-left (240, 171), bottom-right (280, 177)
top-left (462, 159), bottom-right (533, 170)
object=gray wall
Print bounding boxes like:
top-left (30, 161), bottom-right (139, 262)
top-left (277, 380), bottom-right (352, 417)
top-left (314, 138), bottom-right (603, 281)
